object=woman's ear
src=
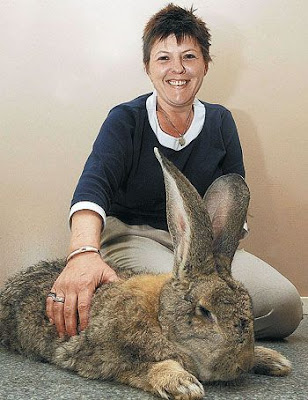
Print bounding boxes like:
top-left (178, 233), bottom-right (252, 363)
top-left (144, 62), bottom-right (150, 76)
top-left (204, 63), bottom-right (209, 76)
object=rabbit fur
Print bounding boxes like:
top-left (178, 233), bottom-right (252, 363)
top-left (0, 148), bottom-right (291, 400)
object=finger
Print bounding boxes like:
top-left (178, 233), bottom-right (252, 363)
top-left (77, 289), bottom-right (93, 332)
top-left (63, 294), bottom-right (78, 337)
top-left (46, 288), bottom-right (56, 323)
top-left (101, 266), bottom-right (119, 284)
top-left (107, 271), bottom-right (120, 283)
top-left (53, 291), bottom-right (66, 338)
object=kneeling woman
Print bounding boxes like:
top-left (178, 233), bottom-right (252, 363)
top-left (46, 4), bottom-right (303, 340)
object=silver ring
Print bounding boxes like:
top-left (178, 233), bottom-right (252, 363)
top-left (53, 296), bottom-right (65, 303)
top-left (47, 292), bottom-right (56, 300)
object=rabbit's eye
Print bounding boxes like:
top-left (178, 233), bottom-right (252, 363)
top-left (197, 305), bottom-right (214, 322)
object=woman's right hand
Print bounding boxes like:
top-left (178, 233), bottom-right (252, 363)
top-left (46, 252), bottom-right (119, 337)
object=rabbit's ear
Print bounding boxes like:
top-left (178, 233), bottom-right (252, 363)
top-left (154, 148), bottom-right (216, 280)
top-left (203, 174), bottom-right (250, 271)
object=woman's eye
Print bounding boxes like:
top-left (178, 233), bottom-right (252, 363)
top-left (184, 53), bottom-right (196, 59)
top-left (158, 56), bottom-right (169, 61)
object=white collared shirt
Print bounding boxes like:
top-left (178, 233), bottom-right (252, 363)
top-left (146, 90), bottom-right (205, 151)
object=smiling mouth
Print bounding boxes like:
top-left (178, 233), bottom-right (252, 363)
top-left (167, 80), bottom-right (189, 86)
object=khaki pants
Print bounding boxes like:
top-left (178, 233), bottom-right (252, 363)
top-left (101, 216), bottom-right (303, 339)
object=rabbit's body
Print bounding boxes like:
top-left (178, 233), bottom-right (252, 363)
top-left (0, 149), bottom-right (291, 400)
top-left (0, 262), bottom-right (251, 379)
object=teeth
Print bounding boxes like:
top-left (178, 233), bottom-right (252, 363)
top-left (168, 80), bottom-right (187, 86)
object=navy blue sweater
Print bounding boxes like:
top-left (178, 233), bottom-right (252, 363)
top-left (71, 94), bottom-right (244, 231)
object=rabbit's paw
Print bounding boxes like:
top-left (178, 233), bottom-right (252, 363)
top-left (148, 360), bottom-right (205, 400)
top-left (252, 346), bottom-right (291, 376)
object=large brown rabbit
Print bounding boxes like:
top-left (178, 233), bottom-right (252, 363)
top-left (0, 148), bottom-right (291, 399)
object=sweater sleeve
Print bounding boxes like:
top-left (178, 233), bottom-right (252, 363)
top-left (71, 105), bottom-right (135, 213)
top-left (220, 109), bottom-right (245, 178)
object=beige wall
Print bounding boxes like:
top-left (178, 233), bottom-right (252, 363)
top-left (1, 1), bottom-right (307, 295)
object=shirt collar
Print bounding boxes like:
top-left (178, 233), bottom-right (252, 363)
top-left (146, 90), bottom-right (205, 151)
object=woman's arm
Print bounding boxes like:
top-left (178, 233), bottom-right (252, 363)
top-left (47, 106), bottom-right (137, 337)
top-left (46, 210), bottom-right (119, 337)
top-left (220, 110), bottom-right (245, 177)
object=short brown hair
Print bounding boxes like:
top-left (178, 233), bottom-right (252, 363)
top-left (143, 3), bottom-right (212, 68)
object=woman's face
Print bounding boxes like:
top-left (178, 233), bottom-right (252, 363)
top-left (146, 34), bottom-right (208, 110)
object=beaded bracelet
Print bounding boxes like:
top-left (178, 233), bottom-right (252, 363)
top-left (66, 246), bottom-right (101, 263)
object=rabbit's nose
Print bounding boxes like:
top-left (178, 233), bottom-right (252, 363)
top-left (235, 318), bottom-right (249, 333)
top-left (239, 318), bottom-right (249, 331)
top-left (234, 318), bottom-right (250, 343)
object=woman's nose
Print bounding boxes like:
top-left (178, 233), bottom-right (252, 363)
top-left (171, 57), bottom-right (185, 74)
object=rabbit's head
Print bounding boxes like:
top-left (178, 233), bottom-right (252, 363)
top-left (154, 148), bottom-right (254, 382)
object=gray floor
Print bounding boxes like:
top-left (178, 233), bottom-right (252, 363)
top-left (1, 316), bottom-right (307, 400)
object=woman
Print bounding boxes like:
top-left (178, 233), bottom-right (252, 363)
top-left (46, 4), bottom-right (303, 339)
